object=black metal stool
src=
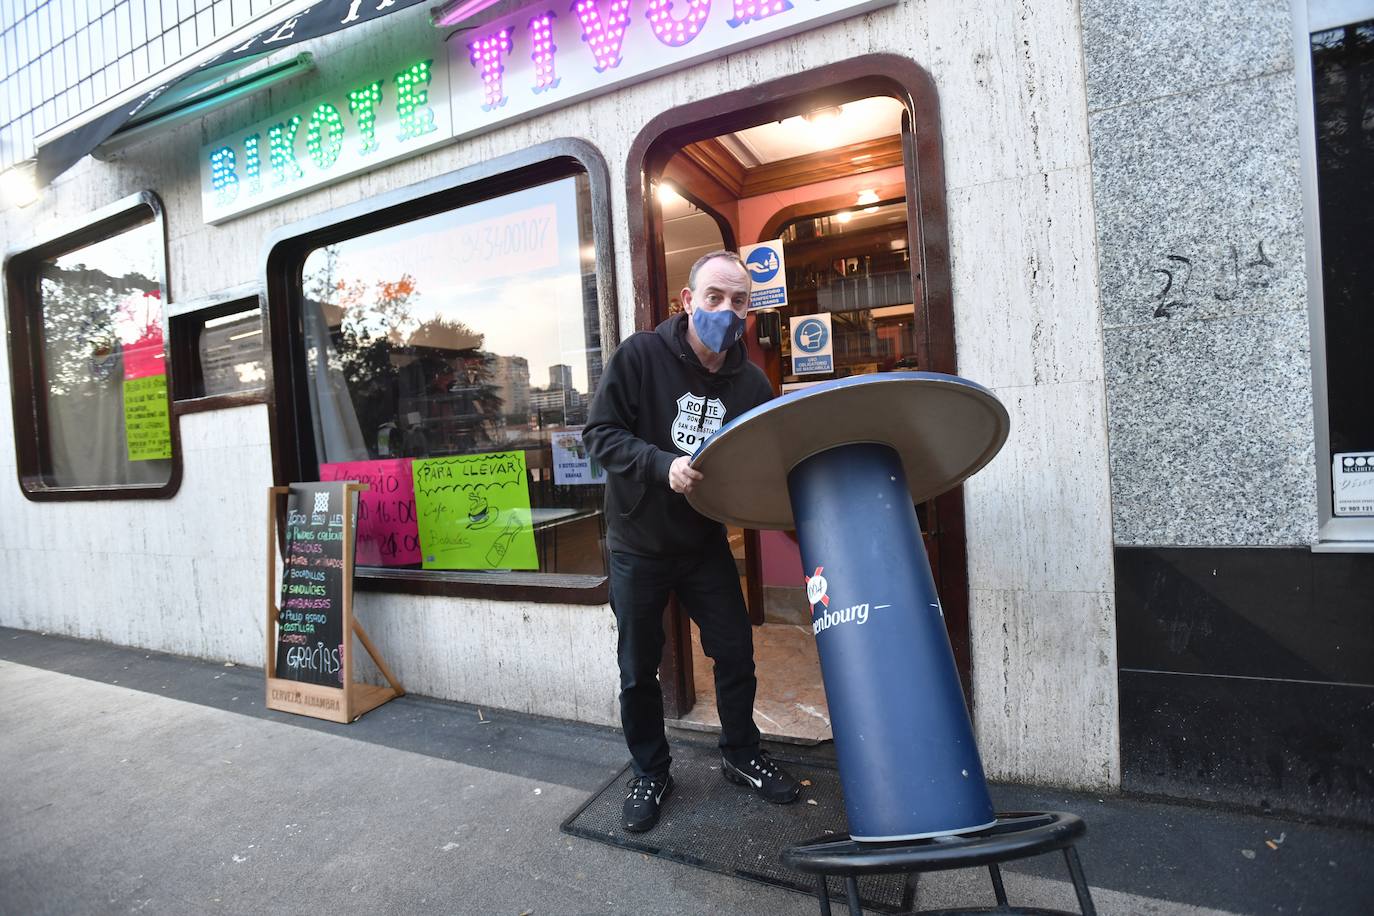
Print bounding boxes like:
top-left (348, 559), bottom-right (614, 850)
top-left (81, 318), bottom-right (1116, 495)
top-left (780, 811), bottom-right (1096, 916)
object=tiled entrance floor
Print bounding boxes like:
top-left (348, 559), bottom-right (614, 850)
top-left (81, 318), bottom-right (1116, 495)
top-left (670, 621), bottom-right (833, 744)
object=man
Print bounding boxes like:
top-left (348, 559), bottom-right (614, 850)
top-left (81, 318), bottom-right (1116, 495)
top-left (584, 251), bottom-right (802, 834)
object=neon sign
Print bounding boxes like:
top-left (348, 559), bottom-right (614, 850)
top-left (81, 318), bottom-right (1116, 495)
top-left (200, 0), bottom-right (893, 223)
top-left (200, 55), bottom-right (453, 223)
top-left (447, 0), bottom-right (894, 139)
top-left (646, 0), bottom-right (712, 47)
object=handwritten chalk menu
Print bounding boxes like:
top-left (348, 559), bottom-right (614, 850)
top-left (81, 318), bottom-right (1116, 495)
top-left (319, 459), bottom-right (422, 566)
top-left (412, 451), bottom-right (538, 570)
top-left (276, 482), bottom-right (350, 686)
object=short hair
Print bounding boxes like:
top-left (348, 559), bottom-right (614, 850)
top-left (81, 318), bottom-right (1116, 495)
top-left (687, 250), bottom-right (749, 291)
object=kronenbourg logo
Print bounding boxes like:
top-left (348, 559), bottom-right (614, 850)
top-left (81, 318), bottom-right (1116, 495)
top-left (805, 567), bottom-right (829, 609)
top-left (806, 566), bottom-right (881, 635)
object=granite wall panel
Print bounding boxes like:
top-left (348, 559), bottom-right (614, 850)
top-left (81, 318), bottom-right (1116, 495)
top-left (1083, 3), bottom-right (1315, 547)
top-left (1090, 72), bottom-right (1306, 332)
top-left (1104, 310), bottom-right (1316, 546)
top-left (1081, 0), bottom-right (1293, 111)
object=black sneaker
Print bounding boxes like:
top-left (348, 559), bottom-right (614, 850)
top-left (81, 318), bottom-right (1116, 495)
top-left (722, 749), bottom-right (801, 803)
top-left (622, 773), bottom-right (674, 832)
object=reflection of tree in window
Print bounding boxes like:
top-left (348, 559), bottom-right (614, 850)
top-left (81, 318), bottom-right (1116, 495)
top-left (39, 262), bottom-right (159, 396)
top-left (32, 215), bottom-right (169, 489)
top-left (303, 247), bottom-right (506, 460)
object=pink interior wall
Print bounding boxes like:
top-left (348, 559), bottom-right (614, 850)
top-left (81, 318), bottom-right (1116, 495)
top-left (760, 529), bottom-right (805, 587)
top-left (739, 165), bottom-right (906, 587)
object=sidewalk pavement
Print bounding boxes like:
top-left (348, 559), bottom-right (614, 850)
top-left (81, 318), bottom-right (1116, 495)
top-left (1, 627), bottom-right (1370, 915)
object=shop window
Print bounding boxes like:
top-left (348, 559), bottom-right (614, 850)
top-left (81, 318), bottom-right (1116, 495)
top-left (267, 143), bottom-right (615, 600)
top-left (168, 293), bottom-right (267, 407)
top-left (4, 192), bottom-right (179, 499)
top-left (1302, 5), bottom-right (1374, 545)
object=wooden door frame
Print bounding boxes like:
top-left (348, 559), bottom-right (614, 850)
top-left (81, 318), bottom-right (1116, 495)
top-left (626, 53), bottom-right (968, 718)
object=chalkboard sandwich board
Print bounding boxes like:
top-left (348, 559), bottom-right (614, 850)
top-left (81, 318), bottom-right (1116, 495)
top-left (265, 481), bottom-right (404, 723)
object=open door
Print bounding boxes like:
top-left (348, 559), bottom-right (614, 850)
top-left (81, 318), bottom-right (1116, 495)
top-left (630, 57), bottom-right (970, 737)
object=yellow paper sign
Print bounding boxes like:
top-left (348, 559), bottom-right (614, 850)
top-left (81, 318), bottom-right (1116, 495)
top-left (123, 374), bottom-right (172, 461)
top-left (412, 451), bottom-right (537, 570)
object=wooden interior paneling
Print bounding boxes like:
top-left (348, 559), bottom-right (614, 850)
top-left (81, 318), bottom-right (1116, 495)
top-left (662, 149), bottom-right (742, 239)
top-left (681, 135), bottom-right (904, 199)
top-left (677, 137), bottom-right (746, 197)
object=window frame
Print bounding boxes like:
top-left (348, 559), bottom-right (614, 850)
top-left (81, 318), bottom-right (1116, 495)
top-left (167, 282), bottom-right (269, 414)
top-left (4, 189), bottom-right (182, 501)
top-left (262, 138), bottom-right (618, 603)
top-left (1293, 0), bottom-right (1374, 551)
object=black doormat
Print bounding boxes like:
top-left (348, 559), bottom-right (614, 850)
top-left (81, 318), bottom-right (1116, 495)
top-left (560, 742), bottom-right (912, 913)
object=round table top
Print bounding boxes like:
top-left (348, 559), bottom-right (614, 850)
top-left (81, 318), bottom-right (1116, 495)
top-left (686, 372), bottom-right (1010, 530)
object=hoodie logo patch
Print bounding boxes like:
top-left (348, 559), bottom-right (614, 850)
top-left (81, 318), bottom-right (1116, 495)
top-left (671, 392), bottom-right (726, 455)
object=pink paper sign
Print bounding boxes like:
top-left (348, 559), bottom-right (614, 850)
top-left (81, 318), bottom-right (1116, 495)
top-left (118, 291), bottom-right (166, 380)
top-left (121, 338), bottom-right (166, 380)
top-left (319, 459), bottom-right (422, 567)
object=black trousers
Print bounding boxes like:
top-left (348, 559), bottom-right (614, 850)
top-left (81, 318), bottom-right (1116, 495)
top-left (609, 535), bottom-right (761, 779)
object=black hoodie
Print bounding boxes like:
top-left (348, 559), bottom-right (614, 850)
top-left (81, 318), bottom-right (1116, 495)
top-left (584, 313), bottom-right (773, 557)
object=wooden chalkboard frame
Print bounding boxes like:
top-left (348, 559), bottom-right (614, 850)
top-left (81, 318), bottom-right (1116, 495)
top-left (265, 483), bottom-right (404, 723)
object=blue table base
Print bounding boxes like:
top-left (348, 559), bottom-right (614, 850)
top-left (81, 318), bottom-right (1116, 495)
top-left (788, 442), bottom-right (995, 841)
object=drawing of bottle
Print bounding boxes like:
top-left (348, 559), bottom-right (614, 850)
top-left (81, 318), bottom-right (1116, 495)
top-left (486, 515), bottom-right (524, 567)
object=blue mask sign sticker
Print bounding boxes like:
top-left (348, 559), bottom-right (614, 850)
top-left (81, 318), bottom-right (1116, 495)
top-left (791, 312), bottom-right (834, 375)
top-left (740, 240), bottom-right (788, 310)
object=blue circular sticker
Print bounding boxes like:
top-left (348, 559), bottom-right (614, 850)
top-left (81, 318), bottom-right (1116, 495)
top-left (745, 246), bottom-right (781, 283)
top-left (795, 318), bottom-right (829, 353)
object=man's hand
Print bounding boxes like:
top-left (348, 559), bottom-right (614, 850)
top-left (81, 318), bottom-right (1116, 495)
top-left (669, 455), bottom-right (704, 494)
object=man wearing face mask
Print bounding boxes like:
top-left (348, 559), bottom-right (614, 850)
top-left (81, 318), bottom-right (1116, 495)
top-left (584, 250), bottom-right (802, 833)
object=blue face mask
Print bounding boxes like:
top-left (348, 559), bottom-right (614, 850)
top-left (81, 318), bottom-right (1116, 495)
top-left (692, 307), bottom-right (746, 353)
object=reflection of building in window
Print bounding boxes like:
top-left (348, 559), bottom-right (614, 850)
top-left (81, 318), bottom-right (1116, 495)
top-left (490, 355), bottom-right (531, 422)
top-left (529, 388), bottom-right (585, 421)
top-left (530, 363), bottom-right (586, 425)
top-left (549, 363), bottom-right (573, 391)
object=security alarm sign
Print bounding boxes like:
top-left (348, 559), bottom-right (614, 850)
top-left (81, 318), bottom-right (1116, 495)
top-left (1334, 452), bottom-right (1374, 516)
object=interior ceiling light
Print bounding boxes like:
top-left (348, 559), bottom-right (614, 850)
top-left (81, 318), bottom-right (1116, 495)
top-left (856, 189), bottom-right (880, 206)
top-left (835, 211), bottom-right (852, 223)
top-left (657, 183), bottom-right (683, 204)
top-left (802, 105), bottom-right (844, 124)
